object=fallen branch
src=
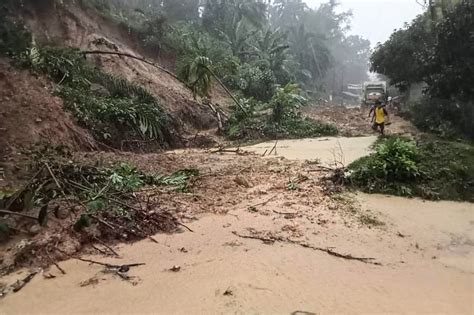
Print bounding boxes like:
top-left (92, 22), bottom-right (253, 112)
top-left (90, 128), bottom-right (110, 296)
top-left (232, 232), bottom-right (380, 265)
top-left (58, 249), bottom-right (145, 270)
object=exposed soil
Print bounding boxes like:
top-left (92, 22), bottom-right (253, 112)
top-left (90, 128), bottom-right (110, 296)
top-left (0, 58), bottom-right (95, 189)
top-left (1, 137), bottom-right (473, 313)
top-left (304, 105), bottom-right (419, 137)
top-left (18, 0), bottom-right (220, 142)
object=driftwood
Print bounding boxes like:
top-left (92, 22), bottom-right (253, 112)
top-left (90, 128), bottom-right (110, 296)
top-left (232, 231), bottom-right (380, 265)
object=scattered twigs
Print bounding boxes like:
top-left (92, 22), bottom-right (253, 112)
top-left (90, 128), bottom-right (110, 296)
top-left (52, 262), bottom-right (67, 275)
top-left (91, 244), bottom-right (109, 256)
top-left (57, 249), bottom-right (144, 270)
top-left (44, 163), bottom-right (68, 200)
top-left (232, 232), bottom-right (380, 265)
top-left (267, 140), bottom-right (279, 156)
top-left (5, 167), bottom-right (44, 210)
top-left (249, 195), bottom-right (278, 208)
top-left (176, 221), bottom-right (194, 233)
top-left (93, 236), bottom-right (120, 257)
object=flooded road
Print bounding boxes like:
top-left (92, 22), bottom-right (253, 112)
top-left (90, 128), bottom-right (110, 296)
top-left (243, 136), bottom-right (377, 167)
top-left (1, 136), bottom-right (473, 314)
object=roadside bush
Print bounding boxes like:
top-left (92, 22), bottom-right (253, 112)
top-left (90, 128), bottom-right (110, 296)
top-left (348, 136), bottom-right (474, 201)
top-left (348, 137), bottom-right (421, 196)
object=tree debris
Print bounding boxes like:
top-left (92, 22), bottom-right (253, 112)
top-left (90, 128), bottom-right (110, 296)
top-left (232, 231), bottom-right (380, 265)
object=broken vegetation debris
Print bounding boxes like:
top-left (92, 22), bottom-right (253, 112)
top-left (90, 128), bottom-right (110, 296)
top-left (0, 146), bottom-right (199, 273)
top-left (232, 231), bottom-right (380, 265)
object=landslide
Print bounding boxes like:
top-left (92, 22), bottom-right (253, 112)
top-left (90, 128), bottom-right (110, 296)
top-left (0, 57), bottom-right (96, 188)
top-left (17, 0), bottom-right (218, 144)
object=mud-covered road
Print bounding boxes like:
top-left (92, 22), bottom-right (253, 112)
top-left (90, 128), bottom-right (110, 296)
top-left (1, 113), bottom-right (473, 314)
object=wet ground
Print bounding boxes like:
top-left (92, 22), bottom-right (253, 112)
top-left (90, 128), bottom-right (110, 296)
top-left (1, 122), bottom-right (473, 314)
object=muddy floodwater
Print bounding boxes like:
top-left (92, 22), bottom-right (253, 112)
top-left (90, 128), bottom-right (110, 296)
top-left (243, 136), bottom-right (377, 166)
top-left (2, 137), bottom-right (473, 314)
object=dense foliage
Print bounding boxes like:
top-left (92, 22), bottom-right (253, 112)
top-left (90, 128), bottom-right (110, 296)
top-left (371, 0), bottom-right (474, 139)
top-left (81, 0), bottom-right (371, 101)
top-left (76, 0), bottom-right (372, 140)
top-left (0, 8), bottom-right (169, 148)
top-left (348, 136), bottom-right (474, 202)
top-left (226, 84), bottom-right (337, 140)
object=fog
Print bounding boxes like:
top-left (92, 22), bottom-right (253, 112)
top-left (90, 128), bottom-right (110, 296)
top-left (305, 0), bottom-right (425, 46)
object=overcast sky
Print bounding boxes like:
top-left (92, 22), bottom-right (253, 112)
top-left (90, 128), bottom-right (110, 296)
top-left (305, 0), bottom-right (425, 46)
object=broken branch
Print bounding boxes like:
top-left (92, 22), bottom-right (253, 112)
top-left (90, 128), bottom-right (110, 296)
top-left (232, 232), bottom-right (380, 265)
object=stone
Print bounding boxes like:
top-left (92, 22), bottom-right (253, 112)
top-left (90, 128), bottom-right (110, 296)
top-left (28, 225), bottom-right (42, 235)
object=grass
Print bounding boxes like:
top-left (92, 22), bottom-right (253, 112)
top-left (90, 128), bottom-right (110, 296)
top-left (347, 135), bottom-right (474, 202)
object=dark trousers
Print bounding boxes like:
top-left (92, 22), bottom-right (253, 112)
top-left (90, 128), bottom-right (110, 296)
top-left (372, 122), bottom-right (385, 135)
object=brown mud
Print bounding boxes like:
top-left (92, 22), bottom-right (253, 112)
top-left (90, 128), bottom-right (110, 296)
top-left (1, 139), bottom-right (473, 314)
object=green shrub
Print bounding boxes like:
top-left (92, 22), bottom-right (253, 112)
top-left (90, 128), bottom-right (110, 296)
top-left (348, 136), bottom-right (474, 201)
top-left (348, 137), bottom-right (421, 196)
top-left (225, 88), bottom-right (338, 141)
top-left (225, 63), bottom-right (276, 102)
top-left (38, 47), bottom-right (168, 145)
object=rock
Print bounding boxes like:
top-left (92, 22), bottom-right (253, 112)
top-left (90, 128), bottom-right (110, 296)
top-left (54, 206), bottom-right (69, 220)
top-left (28, 225), bottom-right (42, 235)
top-left (35, 118), bottom-right (42, 123)
top-left (234, 176), bottom-right (252, 188)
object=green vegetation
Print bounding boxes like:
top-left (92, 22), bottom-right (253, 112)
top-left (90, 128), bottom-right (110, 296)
top-left (371, 0), bottom-right (473, 140)
top-left (347, 136), bottom-right (474, 202)
top-left (226, 84), bottom-right (337, 140)
top-left (0, 146), bottom-right (199, 236)
top-left (0, 9), bottom-right (169, 147)
top-left (77, 0), bottom-right (370, 140)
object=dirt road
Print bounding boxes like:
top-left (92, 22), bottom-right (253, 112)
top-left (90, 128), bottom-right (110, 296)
top-left (1, 136), bottom-right (473, 314)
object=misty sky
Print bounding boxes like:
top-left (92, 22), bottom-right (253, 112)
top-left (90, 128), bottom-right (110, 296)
top-left (305, 0), bottom-right (425, 46)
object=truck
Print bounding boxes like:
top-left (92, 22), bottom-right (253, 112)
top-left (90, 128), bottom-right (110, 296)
top-left (361, 81), bottom-right (387, 107)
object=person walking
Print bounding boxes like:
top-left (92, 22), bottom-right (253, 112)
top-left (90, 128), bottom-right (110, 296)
top-left (369, 101), bottom-right (389, 135)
